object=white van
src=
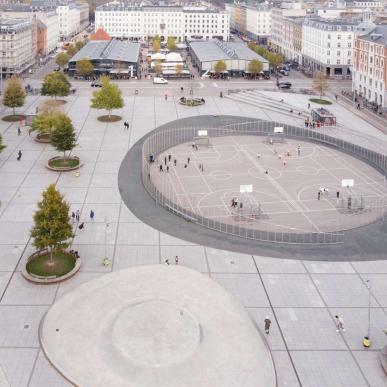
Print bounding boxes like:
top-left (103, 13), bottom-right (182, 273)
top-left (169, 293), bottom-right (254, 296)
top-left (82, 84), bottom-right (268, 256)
top-left (153, 77), bottom-right (168, 84)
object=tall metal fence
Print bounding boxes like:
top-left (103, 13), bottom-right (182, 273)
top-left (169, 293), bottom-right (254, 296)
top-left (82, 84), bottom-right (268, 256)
top-left (141, 121), bottom-right (387, 244)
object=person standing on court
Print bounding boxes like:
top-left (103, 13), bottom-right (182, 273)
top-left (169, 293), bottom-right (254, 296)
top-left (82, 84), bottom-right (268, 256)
top-left (187, 157), bottom-right (190, 164)
top-left (334, 315), bottom-right (345, 332)
top-left (298, 145), bottom-right (301, 156)
top-left (17, 150), bottom-right (22, 161)
top-left (175, 256), bottom-right (179, 265)
top-left (17, 127), bottom-right (21, 136)
top-left (318, 191), bottom-right (321, 200)
top-left (76, 210), bottom-right (80, 222)
top-left (264, 317), bottom-right (271, 334)
top-left (90, 210), bottom-right (95, 220)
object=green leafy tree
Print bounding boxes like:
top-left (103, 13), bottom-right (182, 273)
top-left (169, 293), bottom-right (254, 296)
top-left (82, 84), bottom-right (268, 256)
top-left (75, 40), bottom-right (85, 51)
top-left (312, 71), bottom-right (329, 99)
top-left (90, 75), bottom-right (124, 118)
top-left (30, 111), bottom-right (59, 138)
top-left (55, 52), bottom-right (69, 69)
top-left (167, 36), bottom-right (177, 51)
top-left (66, 45), bottom-right (77, 57)
top-left (30, 184), bottom-right (73, 263)
top-left (2, 76), bottom-right (26, 116)
top-left (248, 59), bottom-right (263, 77)
top-left (51, 113), bottom-right (77, 161)
top-left (0, 134), bottom-right (6, 152)
top-left (152, 35), bottom-right (161, 53)
top-left (214, 60), bottom-right (227, 74)
top-left (76, 59), bottom-right (94, 77)
top-left (41, 72), bottom-right (71, 99)
top-left (154, 61), bottom-right (163, 76)
top-left (267, 52), bottom-right (283, 69)
top-left (175, 64), bottom-right (183, 76)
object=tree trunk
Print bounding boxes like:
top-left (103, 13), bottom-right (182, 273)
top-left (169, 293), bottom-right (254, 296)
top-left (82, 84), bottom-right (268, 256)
top-left (50, 247), bottom-right (53, 263)
top-left (108, 110), bottom-right (111, 119)
top-left (13, 107), bottom-right (15, 116)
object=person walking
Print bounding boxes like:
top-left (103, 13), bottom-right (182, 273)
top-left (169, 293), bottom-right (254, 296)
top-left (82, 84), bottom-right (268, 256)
top-left (336, 190), bottom-right (340, 199)
top-left (264, 317), bottom-right (271, 334)
top-left (164, 156), bottom-right (167, 165)
top-left (175, 256), bottom-right (179, 265)
top-left (159, 164), bottom-right (163, 172)
top-left (17, 127), bottom-right (21, 136)
top-left (71, 211), bottom-right (76, 223)
top-left (90, 210), bottom-right (95, 220)
top-left (318, 191), bottom-right (321, 201)
top-left (165, 259), bottom-right (170, 265)
top-left (164, 93), bottom-right (168, 101)
top-left (297, 145), bottom-right (301, 156)
top-left (187, 157), bottom-right (190, 164)
top-left (166, 166), bottom-right (169, 173)
top-left (168, 154), bottom-right (171, 162)
top-left (75, 210), bottom-right (80, 222)
top-left (78, 222), bottom-right (85, 230)
top-left (17, 150), bottom-right (22, 161)
top-left (334, 315), bottom-right (345, 332)
top-left (174, 159), bottom-right (177, 166)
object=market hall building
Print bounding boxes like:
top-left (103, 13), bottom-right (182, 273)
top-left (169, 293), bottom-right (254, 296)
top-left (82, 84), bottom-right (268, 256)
top-left (68, 38), bottom-right (140, 78)
top-left (187, 39), bottom-right (269, 77)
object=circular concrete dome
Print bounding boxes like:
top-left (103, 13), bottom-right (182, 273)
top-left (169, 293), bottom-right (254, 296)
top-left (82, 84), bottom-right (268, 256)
top-left (40, 265), bottom-right (276, 387)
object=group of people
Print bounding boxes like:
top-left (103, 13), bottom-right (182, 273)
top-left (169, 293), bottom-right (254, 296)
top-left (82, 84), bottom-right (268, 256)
top-left (304, 120), bottom-right (322, 129)
top-left (165, 256), bottom-right (179, 265)
top-left (70, 209), bottom-right (95, 230)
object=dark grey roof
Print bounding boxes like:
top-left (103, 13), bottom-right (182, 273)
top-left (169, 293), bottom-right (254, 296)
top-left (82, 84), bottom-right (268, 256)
top-left (188, 40), bottom-right (269, 63)
top-left (360, 25), bottom-right (387, 44)
top-left (69, 39), bottom-right (140, 63)
top-left (0, 18), bottom-right (32, 33)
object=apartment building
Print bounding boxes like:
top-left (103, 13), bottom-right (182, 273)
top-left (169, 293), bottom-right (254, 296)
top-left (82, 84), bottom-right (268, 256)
top-left (0, 18), bottom-right (36, 75)
top-left (0, 4), bottom-right (59, 55)
top-left (270, 2), bottom-right (306, 56)
top-left (95, 3), bottom-right (229, 42)
top-left (352, 25), bottom-right (387, 108)
top-left (302, 18), bottom-right (358, 77)
top-left (57, 2), bottom-right (89, 40)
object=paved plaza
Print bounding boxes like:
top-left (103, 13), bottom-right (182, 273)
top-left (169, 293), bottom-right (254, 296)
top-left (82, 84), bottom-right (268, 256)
top-left (0, 92), bottom-right (386, 386)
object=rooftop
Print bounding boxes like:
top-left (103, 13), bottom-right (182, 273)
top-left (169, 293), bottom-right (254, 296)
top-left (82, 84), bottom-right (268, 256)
top-left (189, 40), bottom-right (269, 62)
top-left (359, 24), bottom-right (387, 44)
top-left (69, 39), bottom-right (140, 63)
top-left (0, 18), bottom-right (32, 33)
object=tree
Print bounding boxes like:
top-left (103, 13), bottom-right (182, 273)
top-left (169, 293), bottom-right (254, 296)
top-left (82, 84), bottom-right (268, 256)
top-left (56, 52), bottom-right (69, 69)
top-left (30, 184), bottom-right (73, 263)
top-left (152, 35), bottom-right (161, 53)
top-left (175, 64), bottom-right (183, 77)
top-left (41, 72), bottom-right (71, 99)
top-left (51, 113), bottom-right (77, 161)
top-left (312, 71), bottom-right (329, 99)
top-left (90, 75), bottom-right (124, 118)
top-left (154, 61), bottom-right (163, 76)
top-left (0, 134), bottom-right (6, 153)
top-left (66, 45), bottom-right (77, 57)
top-left (267, 52), bottom-right (283, 69)
top-left (76, 59), bottom-right (94, 77)
top-left (75, 40), bottom-right (85, 51)
top-left (30, 110), bottom-right (59, 138)
top-left (248, 59), bottom-right (263, 78)
top-left (2, 76), bottom-right (26, 116)
top-left (214, 60), bottom-right (227, 74)
top-left (167, 36), bottom-right (177, 51)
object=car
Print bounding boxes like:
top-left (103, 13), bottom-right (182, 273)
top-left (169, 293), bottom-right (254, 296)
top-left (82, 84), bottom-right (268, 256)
top-left (153, 77), bottom-right (168, 84)
top-left (279, 69), bottom-right (289, 76)
top-left (278, 82), bottom-right (292, 89)
top-left (91, 81), bottom-right (102, 87)
top-left (54, 65), bottom-right (60, 71)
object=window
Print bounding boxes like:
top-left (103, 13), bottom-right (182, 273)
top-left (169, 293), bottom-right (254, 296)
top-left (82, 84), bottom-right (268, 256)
top-left (338, 34), bottom-right (341, 39)
top-left (337, 59), bottom-right (340, 64)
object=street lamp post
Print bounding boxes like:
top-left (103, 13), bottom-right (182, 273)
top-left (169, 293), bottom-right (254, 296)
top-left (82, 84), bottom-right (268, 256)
top-left (365, 279), bottom-right (372, 341)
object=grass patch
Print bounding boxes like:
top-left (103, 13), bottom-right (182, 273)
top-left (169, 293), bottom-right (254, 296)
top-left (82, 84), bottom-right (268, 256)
top-left (309, 98), bottom-right (332, 105)
top-left (2, 114), bottom-right (26, 122)
top-left (45, 99), bottom-right (66, 106)
top-left (97, 115), bottom-right (122, 122)
top-left (27, 252), bottom-right (76, 277)
top-left (49, 158), bottom-right (79, 168)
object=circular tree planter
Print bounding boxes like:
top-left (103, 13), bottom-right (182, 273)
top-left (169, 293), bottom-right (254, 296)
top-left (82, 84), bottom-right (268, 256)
top-left (97, 115), bottom-right (122, 122)
top-left (179, 97), bottom-right (205, 107)
top-left (47, 156), bottom-right (82, 172)
top-left (22, 250), bottom-right (81, 284)
top-left (44, 99), bottom-right (67, 107)
top-left (35, 132), bottom-right (52, 143)
top-left (309, 98), bottom-right (332, 105)
top-left (2, 114), bottom-right (26, 122)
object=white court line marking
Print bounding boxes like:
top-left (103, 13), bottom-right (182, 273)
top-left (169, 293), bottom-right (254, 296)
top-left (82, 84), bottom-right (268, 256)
top-left (319, 145), bottom-right (387, 196)
top-left (213, 82), bottom-right (219, 88)
top-left (199, 82), bottom-right (205, 88)
top-left (230, 136), bottom-right (321, 232)
top-left (297, 183), bottom-right (337, 211)
top-left (166, 172), bottom-right (184, 208)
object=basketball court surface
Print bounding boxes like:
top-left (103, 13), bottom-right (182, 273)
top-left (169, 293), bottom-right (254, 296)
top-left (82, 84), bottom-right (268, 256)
top-left (150, 136), bottom-right (387, 234)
